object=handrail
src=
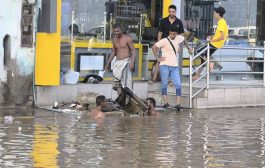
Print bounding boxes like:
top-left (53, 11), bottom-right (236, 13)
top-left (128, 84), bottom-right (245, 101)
top-left (221, 46), bottom-right (265, 50)
top-left (211, 60), bottom-right (264, 63)
top-left (189, 42), bottom-right (210, 108)
top-left (191, 47), bottom-right (208, 61)
top-left (192, 84), bottom-right (208, 98)
top-left (189, 41), bottom-right (265, 108)
top-left (192, 61), bottom-right (207, 74)
top-left (210, 71), bottom-right (264, 74)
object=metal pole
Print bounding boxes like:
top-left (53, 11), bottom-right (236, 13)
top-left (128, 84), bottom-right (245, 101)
top-left (189, 48), bottom-right (194, 108)
top-left (103, 12), bottom-right (107, 43)
top-left (71, 10), bottom-right (75, 42)
top-left (139, 14), bottom-right (143, 44)
top-left (110, 13), bottom-right (113, 40)
top-left (247, 0), bottom-right (250, 41)
top-left (263, 41), bottom-right (265, 87)
top-left (206, 42), bottom-right (210, 89)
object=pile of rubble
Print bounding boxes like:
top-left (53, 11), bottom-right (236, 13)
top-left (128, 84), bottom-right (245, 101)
top-left (51, 92), bottom-right (121, 113)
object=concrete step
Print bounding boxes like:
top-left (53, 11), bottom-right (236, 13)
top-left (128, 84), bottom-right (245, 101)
top-left (148, 82), bottom-right (207, 97)
top-left (194, 87), bottom-right (265, 109)
top-left (147, 92), bottom-right (194, 108)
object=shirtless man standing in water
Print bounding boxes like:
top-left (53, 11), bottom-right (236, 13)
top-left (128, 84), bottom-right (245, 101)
top-left (105, 24), bottom-right (136, 95)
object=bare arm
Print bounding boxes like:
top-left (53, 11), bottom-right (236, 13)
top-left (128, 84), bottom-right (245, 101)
top-left (183, 38), bottom-right (193, 54)
top-left (157, 32), bottom-right (163, 41)
top-left (128, 37), bottom-right (136, 71)
top-left (128, 37), bottom-right (135, 64)
top-left (179, 33), bottom-right (193, 54)
top-left (105, 43), bottom-right (116, 71)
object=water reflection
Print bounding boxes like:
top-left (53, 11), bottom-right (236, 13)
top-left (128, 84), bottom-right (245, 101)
top-left (32, 124), bottom-right (59, 168)
top-left (0, 108), bottom-right (265, 167)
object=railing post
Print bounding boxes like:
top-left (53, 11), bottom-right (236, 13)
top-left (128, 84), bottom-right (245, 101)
top-left (189, 48), bottom-right (194, 108)
top-left (70, 10), bottom-right (75, 42)
top-left (263, 41), bottom-right (265, 87)
top-left (110, 13), bottom-right (113, 40)
top-left (139, 14), bottom-right (143, 44)
top-left (206, 42), bottom-right (210, 89)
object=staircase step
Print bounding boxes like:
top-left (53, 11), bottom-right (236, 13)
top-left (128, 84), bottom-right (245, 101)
top-left (148, 83), bottom-right (207, 97)
top-left (147, 92), bottom-right (194, 108)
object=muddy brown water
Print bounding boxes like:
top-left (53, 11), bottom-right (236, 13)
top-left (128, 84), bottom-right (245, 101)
top-left (0, 107), bottom-right (265, 168)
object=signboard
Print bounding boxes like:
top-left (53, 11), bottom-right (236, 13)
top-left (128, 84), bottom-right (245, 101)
top-left (80, 55), bottom-right (104, 70)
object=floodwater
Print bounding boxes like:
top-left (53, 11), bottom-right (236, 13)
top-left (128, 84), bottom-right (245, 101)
top-left (0, 107), bottom-right (265, 168)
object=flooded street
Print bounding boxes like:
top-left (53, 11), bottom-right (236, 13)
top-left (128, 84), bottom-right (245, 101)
top-left (0, 107), bottom-right (265, 168)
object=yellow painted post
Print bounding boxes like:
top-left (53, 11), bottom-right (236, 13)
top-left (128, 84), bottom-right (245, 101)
top-left (163, 0), bottom-right (173, 18)
top-left (35, 0), bottom-right (61, 85)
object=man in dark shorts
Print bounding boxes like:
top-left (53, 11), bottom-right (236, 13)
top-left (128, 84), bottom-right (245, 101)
top-left (193, 7), bottom-right (228, 80)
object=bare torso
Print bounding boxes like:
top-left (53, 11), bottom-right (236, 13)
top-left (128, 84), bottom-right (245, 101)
top-left (112, 35), bottom-right (132, 60)
top-left (90, 109), bottom-right (105, 120)
top-left (148, 109), bottom-right (160, 117)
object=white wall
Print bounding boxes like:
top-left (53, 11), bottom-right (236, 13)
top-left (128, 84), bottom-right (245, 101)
top-left (173, 0), bottom-right (184, 20)
top-left (0, 0), bottom-right (35, 82)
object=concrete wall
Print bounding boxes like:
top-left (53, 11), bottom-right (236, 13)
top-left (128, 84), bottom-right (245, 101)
top-left (0, 0), bottom-right (36, 104)
top-left (36, 82), bottom-right (149, 106)
top-left (194, 87), bottom-right (265, 109)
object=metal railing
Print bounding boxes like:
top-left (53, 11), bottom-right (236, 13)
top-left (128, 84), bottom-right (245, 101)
top-left (189, 41), bottom-right (265, 108)
top-left (189, 42), bottom-right (210, 108)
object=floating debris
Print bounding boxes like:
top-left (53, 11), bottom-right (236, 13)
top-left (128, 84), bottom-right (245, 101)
top-left (4, 116), bottom-right (14, 124)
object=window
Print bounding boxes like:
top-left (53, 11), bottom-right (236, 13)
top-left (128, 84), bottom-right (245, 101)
top-left (3, 35), bottom-right (11, 67)
top-left (238, 29), bottom-right (248, 36)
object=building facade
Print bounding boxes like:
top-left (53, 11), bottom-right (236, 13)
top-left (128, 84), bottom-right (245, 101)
top-left (0, 0), bottom-right (36, 104)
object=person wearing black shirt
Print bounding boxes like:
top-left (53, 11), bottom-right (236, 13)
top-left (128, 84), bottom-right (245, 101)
top-left (158, 5), bottom-right (192, 51)
top-left (150, 5), bottom-right (192, 83)
top-left (158, 5), bottom-right (184, 40)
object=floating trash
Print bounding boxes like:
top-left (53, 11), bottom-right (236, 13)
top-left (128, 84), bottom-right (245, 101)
top-left (69, 104), bottom-right (77, 108)
top-left (4, 116), bottom-right (14, 124)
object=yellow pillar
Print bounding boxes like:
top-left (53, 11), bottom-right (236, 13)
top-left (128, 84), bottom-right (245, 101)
top-left (163, 0), bottom-right (173, 18)
top-left (35, 0), bottom-right (61, 85)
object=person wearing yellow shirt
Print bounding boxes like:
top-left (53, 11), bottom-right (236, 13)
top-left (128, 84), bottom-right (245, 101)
top-left (193, 7), bottom-right (228, 80)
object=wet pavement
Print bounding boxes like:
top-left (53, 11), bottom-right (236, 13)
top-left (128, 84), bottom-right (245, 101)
top-left (0, 107), bottom-right (265, 168)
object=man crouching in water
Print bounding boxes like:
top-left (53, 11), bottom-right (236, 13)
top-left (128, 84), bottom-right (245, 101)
top-left (105, 24), bottom-right (136, 95)
top-left (90, 95), bottom-right (106, 120)
top-left (146, 98), bottom-right (160, 117)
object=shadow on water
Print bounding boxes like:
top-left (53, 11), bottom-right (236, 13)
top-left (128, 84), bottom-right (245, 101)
top-left (0, 107), bottom-right (265, 167)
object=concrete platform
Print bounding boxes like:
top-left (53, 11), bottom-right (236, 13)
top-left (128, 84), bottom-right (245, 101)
top-left (194, 87), bottom-right (265, 108)
top-left (36, 82), bottom-right (148, 106)
top-left (35, 81), bottom-right (265, 109)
